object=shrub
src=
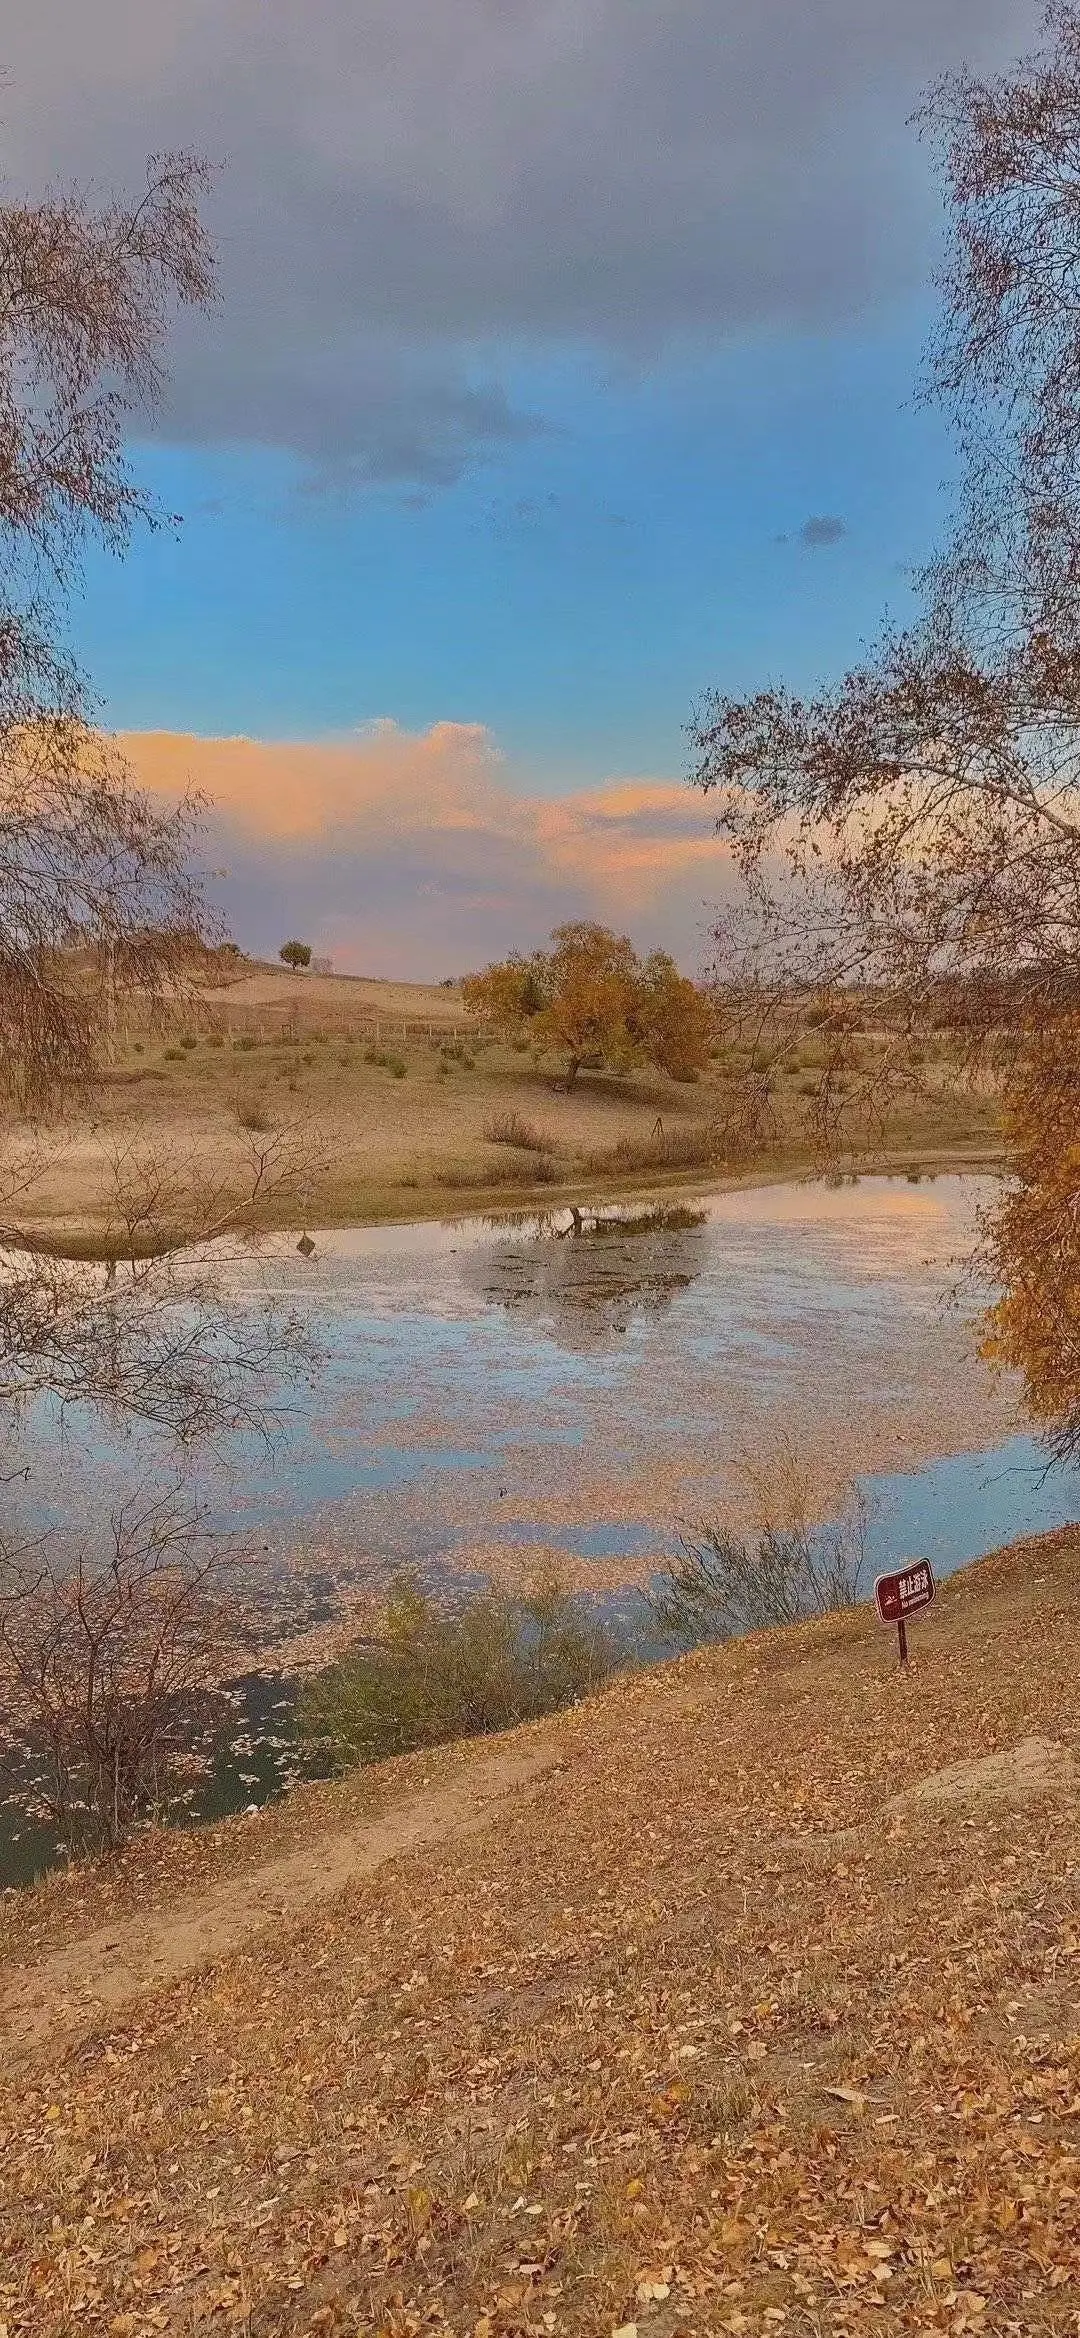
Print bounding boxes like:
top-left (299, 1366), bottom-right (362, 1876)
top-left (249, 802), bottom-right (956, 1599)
top-left (483, 1111), bottom-right (556, 1154)
top-left (163, 1046), bottom-right (183, 1061)
top-left (299, 1573), bottom-right (622, 1770)
top-left (363, 1045), bottom-right (407, 1076)
top-left (180, 1032), bottom-right (197, 1050)
top-left (650, 1461), bottom-right (871, 1648)
top-left (585, 1122), bottom-right (718, 1175)
top-left (132, 1041), bottom-right (144, 1055)
top-left (236, 1093), bottom-right (272, 1132)
top-left (0, 1495), bottom-right (233, 1853)
top-left (234, 1034), bottom-right (258, 1052)
top-left (207, 1031), bottom-right (225, 1048)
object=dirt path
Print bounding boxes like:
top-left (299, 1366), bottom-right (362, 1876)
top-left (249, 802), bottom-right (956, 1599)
top-left (3, 1739), bottom-right (562, 2063)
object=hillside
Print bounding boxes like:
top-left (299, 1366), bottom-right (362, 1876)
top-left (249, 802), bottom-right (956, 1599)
top-left (14, 968), bottom-right (1005, 1245)
top-left (3, 1529), bottom-right (1078, 2335)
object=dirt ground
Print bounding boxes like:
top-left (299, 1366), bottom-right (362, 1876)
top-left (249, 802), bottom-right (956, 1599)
top-left (3, 1525), bottom-right (1079, 2335)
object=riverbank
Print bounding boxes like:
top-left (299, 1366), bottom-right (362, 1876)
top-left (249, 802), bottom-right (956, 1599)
top-left (3, 1522), bottom-right (1078, 2333)
top-left (15, 1134), bottom-right (1008, 1260)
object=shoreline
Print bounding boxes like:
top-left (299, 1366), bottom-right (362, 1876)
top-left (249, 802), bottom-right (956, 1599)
top-left (15, 1135), bottom-right (1008, 1260)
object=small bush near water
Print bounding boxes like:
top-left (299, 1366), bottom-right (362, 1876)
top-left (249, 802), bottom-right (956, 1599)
top-left (299, 1573), bottom-right (623, 1769)
top-left (649, 1493), bottom-right (871, 1648)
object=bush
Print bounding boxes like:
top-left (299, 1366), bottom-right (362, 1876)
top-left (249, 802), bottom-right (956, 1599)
top-left (299, 1573), bottom-right (623, 1770)
top-left (234, 1034), bottom-right (258, 1052)
top-left (650, 1463), bottom-right (871, 1648)
top-left (483, 1111), bottom-right (556, 1154)
top-left (363, 1046), bottom-right (408, 1076)
top-left (180, 1032), bottom-right (197, 1050)
top-left (207, 1030), bottom-right (225, 1049)
top-left (236, 1093), bottom-right (272, 1132)
top-left (0, 1495), bottom-right (232, 1853)
top-left (585, 1121), bottom-right (718, 1174)
top-left (162, 1046), bottom-right (183, 1061)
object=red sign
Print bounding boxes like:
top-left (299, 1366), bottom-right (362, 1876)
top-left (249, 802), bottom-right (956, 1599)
top-left (874, 1559), bottom-right (936, 1625)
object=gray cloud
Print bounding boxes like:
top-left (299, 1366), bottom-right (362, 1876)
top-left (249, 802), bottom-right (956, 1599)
top-left (0, 1), bottom-right (1039, 487)
top-left (798, 514), bottom-right (847, 548)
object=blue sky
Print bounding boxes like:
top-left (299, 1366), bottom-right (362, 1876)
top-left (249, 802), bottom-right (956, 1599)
top-left (81, 317), bottom-right (937, 786)
top-left (3, 0), bottom-right (1041, 971)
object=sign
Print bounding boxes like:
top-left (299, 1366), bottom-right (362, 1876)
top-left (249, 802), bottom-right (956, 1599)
top-left (874, 1558), bottom-right (936, 1665)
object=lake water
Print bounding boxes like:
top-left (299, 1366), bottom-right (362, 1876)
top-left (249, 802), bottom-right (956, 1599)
top-left (4, 1173), bottom-right (1079, 1887)
top-left (192, 1172), bottom-right (1075, 1608)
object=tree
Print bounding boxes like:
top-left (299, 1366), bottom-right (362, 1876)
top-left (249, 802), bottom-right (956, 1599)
top-left (279, 939), bottom-right (312, 970)
top-left (0, 154), bottom-right (217, 1107)
top-left (689, 4), bottom-right (1080, 1460)
top-left (0, 150), bottom-right (323, 1444)
top-left (636, 950), bottom-right (713, 1082)
top-left (464, 921), bottom-right (711, 1089)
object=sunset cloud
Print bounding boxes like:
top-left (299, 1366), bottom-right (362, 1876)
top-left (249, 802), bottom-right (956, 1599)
top-left (123, 724), bottom-right (733, 978)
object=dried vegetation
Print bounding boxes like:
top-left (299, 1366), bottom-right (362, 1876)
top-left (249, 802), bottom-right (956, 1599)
top-left (1, 1528), bottom-right (1078, 2334)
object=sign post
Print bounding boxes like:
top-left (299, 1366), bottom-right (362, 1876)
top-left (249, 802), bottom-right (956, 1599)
top-left (874, 1559), bottom-right (936, 1667)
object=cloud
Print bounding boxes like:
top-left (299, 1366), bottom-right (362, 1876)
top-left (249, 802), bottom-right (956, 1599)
top-left (797, 514), bottom-right (847, 548)
top-left (1, 0), bottom-right (1038, 487)
top-left (122, 722), bottom-right (734, 977)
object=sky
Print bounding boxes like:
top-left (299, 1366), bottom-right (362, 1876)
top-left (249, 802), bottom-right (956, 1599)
top-left (1, 0), bottom-right (1043, 976)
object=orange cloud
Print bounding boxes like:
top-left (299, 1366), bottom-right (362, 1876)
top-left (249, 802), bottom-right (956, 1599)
top-left (122, 722), bottom-right (734, 977)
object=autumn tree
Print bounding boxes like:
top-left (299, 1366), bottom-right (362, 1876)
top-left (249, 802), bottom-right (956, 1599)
top-left (0, 154), bottom-right (327, 1851)
top-left (0, 153), bottom-right (319, 1443)
top-left (636, 949), bottom-right (714, 1082)
top-left (464, 921), bottom-right (711, 1089)
top-left (689, 0), bottom-right (1080, 1458)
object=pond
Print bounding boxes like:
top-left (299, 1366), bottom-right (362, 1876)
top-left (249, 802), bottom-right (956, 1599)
top-left (4, 1172), bottom-right (1078, 1887)
top-left (192, 1170), bottom-right (1078, 1604)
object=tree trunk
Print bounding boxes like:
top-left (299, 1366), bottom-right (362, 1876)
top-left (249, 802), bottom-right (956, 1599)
top-left (565, 1056), bottom-right (580, 1089)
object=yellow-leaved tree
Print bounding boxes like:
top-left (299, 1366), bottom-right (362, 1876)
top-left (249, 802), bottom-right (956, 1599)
top-left (464, 921), bottom-right (711, 1088)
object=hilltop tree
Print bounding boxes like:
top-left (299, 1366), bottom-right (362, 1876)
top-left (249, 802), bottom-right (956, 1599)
top-left (279, 938), bottom-right (312, 970)
top-left (464, 921), bottom-right (711, 1089)
top-left (689, 1), bottom-right (1080, 1460)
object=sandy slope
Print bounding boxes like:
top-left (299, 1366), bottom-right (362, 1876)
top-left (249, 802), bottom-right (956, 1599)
top-left (3, 1526), bottom-right (1078, 2334)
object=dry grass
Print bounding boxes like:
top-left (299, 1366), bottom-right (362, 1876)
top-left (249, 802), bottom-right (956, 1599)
top-left (585, 1121), bottom-right (721, 1175)
top-left (483, 1110), bottom-right (558, 1155)
top-left (2, 965), bottom-right (1007, 1246)
top-left (2, 1526), bottom-right (1079, 2332)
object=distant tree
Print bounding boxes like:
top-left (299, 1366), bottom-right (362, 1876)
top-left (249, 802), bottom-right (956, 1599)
top-left (464, 921), bottom-right (711, 1089)
top-left (279, 939), bottom-right (312, 971)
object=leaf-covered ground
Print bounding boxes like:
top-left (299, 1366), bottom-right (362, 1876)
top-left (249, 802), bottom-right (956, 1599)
top-left (2, 1528), bottom-right (1079, 2336)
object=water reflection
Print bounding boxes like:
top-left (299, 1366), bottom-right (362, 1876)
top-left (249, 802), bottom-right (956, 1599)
top-left (462, 1202), bottom-right (709, 1352)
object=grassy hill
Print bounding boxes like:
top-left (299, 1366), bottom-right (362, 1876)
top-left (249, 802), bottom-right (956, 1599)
top-left (16, 962), bottom-right (1006, 1245)
top-left (2, 1527), bottom-right (1078, 2333)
